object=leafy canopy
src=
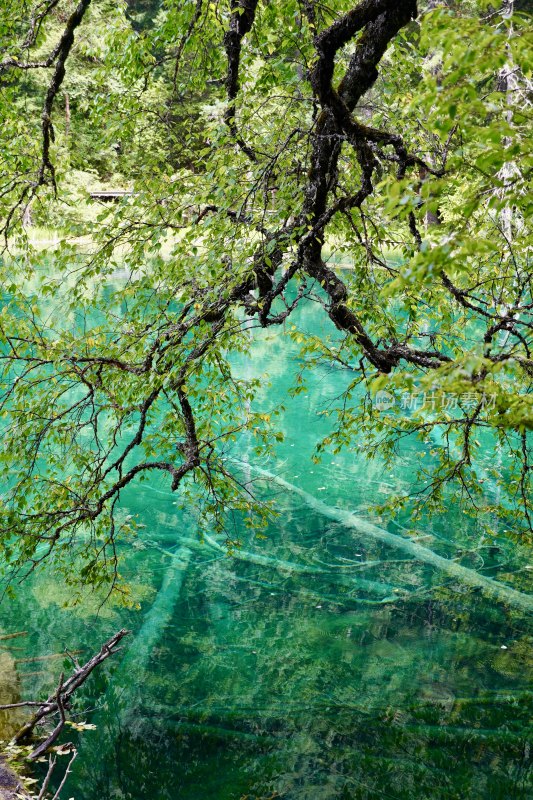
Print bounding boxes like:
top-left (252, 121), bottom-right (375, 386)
top-left (0, 0), bottom-right (531, 592)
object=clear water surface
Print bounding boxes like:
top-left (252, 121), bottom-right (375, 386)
top-left (0, 297), bottom-right (531, 800)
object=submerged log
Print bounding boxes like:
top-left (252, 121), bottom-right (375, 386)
top-left (69, 546), bottom-right (193, 786)
top-left (147, 534), bottom-right (405, 601)
top-left (201, 532), bottom-right (406, 599)
top-left (151, 536), bottom-right (396, 606)
top-left (236, 462), bottom-right (533, 615)
top-left (0, 633), bottom-right (28, 643)
top-left (15, 651), bottom-right (82, 666)
top-left (110, 545), bottom-right (193, 681)
top-left (401, 722), bottom-right (530, 748)
top-left (164, 719), bottom-right (276, 746)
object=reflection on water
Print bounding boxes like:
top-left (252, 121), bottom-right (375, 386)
top-left (1, 301), bottom-right (532, 799)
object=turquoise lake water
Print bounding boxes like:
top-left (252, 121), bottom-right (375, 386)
top-left (0, 297), bottom-right (531, 799)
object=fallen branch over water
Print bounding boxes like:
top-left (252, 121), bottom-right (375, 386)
top-left (0, 629), bottom-right (130, 760)
top-left (36, 749), bottom-right (77, 800)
